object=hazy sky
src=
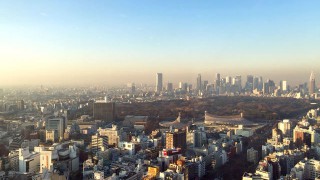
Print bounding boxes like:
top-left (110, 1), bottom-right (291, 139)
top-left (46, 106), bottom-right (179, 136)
top-left (0, 0), bottom-right (319, 87)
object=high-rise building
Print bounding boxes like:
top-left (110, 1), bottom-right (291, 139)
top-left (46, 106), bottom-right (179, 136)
top-left (179, 82), bottom-right (183, 89)
top-left (280, 80), bottom-right (288, 92)
top-left (93, 102), bottom-right (116, 122)
top-left (46, 117), bottom-right (66, 141)
top-left (245, 75), bottom-right (254, 91)
top-left (156, 73), bottom-right (163, 93)
top-left (166, 82), bottom-right (173, 92)
top-left (196, 74), bottom-right (202, 91)
top-left (235, 75), bottom-right (242, 92)
top-left (310, 71), bottom-right (316, 95)
top-left (225, 76), bottom-right (232, 84)
top-left (127, 83), bottom-right (136, 94)
top-left (258, 76), bottom-right (263, 91)
top-left (203, 80), bottom-right (208, 91)
top-left (253, 76), bottom-right (259, 91)
top-left (215, 73), bottom-right (221, 87)
top-left (166, 131), bottom-right (186, 152)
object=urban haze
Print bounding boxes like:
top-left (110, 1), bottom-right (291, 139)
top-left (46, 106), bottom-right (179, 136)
top-left (0, 1), bottom-right (320, 180)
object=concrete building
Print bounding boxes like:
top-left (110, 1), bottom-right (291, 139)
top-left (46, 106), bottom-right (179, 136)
top-left (186, 126), bottom-right (206, 148)
top-left (310, 71), bottom-right (316, 95)
top-left (97, 124), bottom-right (121, 147)
top-left (247, 147), bottom-right (259, 164)
top-left (280, 80), bottom-right (288, 93)
top-left (166, 130), bottom-right (186, 152)
top-left (118, 142), bottom-right (138, 155)
top-left (18, 147), bottom-right (40, 173)
top-left (156, 73), bottom-right (163, 93)
top-left (34, 142), bottom-right (79, 174)
top-left (290, 158), bottom-right (320, 180)
top-left (157, 148), bottom-right (183, 171)
top-left (93, 102), bottom-right (116, 122)
top-left (91, 134), bottom-right (108, 153)
top-left (46, 130), bottom-right (58, 142)
top-left (278, 119), bottom-right (292, 137)
top-left (8, 150), bottom-right (19, 171)
top-left (196, 74), bottom-right (202, 92)
top-left (293, 125), bottom-right (319, 147)
top-left (46, 117), bottom-right (66, 141)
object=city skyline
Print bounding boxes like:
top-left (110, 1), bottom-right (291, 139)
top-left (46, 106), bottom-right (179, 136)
top-left (0, 1), bottom-right (320, 86)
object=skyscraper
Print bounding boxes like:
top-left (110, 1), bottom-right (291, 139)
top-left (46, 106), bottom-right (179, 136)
top-left (235, 75), bottom-right (242, 92)
top-left (245, 75), bottom-right (254, 92)
top-left (156, 73), bottom-right (163, 93)
top-left (226, 76), bottom-right (232, 84)
top-left (280, 80), bottom-right (288, 92)
top-left (196, 74), bottom-right (202, 91)
top-left (215, 73), bottom-right (221, 87)
top-left (166, 82), bottom-right (173, 92)
top-left (310, 71), bottom-right (316, 95)
top-left (253, 76), bottom-right (259, 91)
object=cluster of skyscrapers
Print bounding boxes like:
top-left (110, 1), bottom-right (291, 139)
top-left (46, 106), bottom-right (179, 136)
top-left (153, 72), bottom-right (318, 98)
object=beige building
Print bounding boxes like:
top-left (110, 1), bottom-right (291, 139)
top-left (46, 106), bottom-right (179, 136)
top-left (98, 124), bottom-right (120, 147)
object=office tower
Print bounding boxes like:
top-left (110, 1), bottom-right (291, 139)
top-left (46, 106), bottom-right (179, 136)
top-left (268, 80), bottom-right (276, 93)
top-left (156, 73), bottom-right (163, 93)
top-left (263, 82), bottom-right (270, 94)
top-left (188, 84), bottom-right (193, 92)
top-left (179, 82), bottom-right (183, 89)
top-left (166, 131), bottom-right (186, 152)
top-left (246, 75), bottom-right (254, 91)
top-left (166, 82), bottom-right (173, 92)
top-left (258, 76), bottom-right (263, 91)
top-left (46, 117), bottom-right (66, 141)
top-left (310, 71), bottom-right (316, 95)
top-left (280, 80), bottom-right (288, 92)
top-left (215, 73), bottom-right (221, 87)
top-left (93, 102), bottom-right (116, 122)
top-left (225, 76), bottom-right (232, 84)
top-left (253, 76), bottom-right (259, 91)
top-left (235, 75), bottom-right (242, 91)
top-left (203, 80), bottom-right (208, 91)
top-left (183, 83), bottom-right (188, 91)
top-left (196, 74), bottom-right (202, 91)
top-left (127, 83), bottom-right (136, 94)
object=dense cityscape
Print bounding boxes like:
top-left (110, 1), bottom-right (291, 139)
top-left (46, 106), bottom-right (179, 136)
top-left (0, 71), bottom-right (319, 179)
top-left (1, 1), bottom-right (320, 180)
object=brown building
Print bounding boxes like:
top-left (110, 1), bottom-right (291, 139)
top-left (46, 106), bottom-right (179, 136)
top-left (93, 102), bottom-right (115, 122)
top-left (166, 131), bottom-right (186, 152)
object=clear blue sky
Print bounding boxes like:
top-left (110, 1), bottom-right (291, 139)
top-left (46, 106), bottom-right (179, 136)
top-left (0, 1), bottom-right (319, 86)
